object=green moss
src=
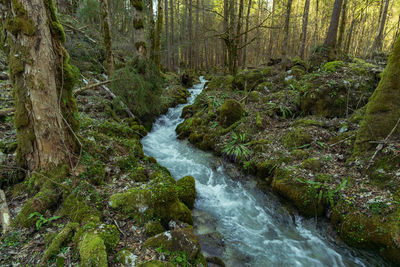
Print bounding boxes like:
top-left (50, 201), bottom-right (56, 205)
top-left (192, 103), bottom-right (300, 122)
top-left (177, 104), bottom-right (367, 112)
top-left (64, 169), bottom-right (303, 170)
top-left (40, 222), bottom-right (79, 264)
top-left (301, 158), bottom-right (321, 171)
top-left (144, 228), bottom-right (202, 263)
top-left (293, 118), bottom-right (325, 127)
top-left (176, 176), bottom-right (196, 209)
top-left (248, 91), bottom-right (259, 102)
top-left (219, 99), bottom-right (243, 128)
top-left (129, 166), bottom-right (148, 182)
top-left (282, 127), bottom-right (312, 150)
top-left (144, 221), bottom-right (164, 237)
top-left (86, 159), bottom-right (105, 185)
top-left (206, 75), bottom-right (234, 91)
top-left (78, 232), bottom-right (108, 267)
top-left (98, 224), bottom-right (119, 252)
top-left (290, 149), bottom-right (309, 160)
top-left (256, 159), bottom-right (279, 181)
top-left (354, 37), bottom-right (400, 154)
top-left (315, 173), bottom-right (333, 183)
top-left (6, 0), bottom-right (36, 36)
top-left (322, 61), bottom-right (344, 72)
top-left (165, 200), bottom-right (193, 225)
top-left (349, 106), bottom-right (366, 124)
top-left (116, 249), bottom-right (137, 265)
top-left (62, 193), bottom-right (101, 223)
top-left (137, 261), bottom-right (175, 267)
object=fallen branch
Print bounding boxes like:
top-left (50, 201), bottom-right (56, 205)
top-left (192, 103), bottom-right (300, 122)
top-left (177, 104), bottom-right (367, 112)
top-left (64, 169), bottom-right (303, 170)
top-left (62, 23), bottom-right (97, 44)
top-left (0, 72), bottom-right (9, 80)
top-left (74, 80), bottom-right (114, 96)
top-left (0, 189), bottom-right (11, 234)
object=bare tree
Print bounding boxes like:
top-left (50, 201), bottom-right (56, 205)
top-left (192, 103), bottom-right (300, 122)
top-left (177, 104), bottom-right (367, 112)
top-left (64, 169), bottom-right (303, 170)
top-left (100, 0), bottom-right (114, 75)
top-left (299, 0), bottom-right (310, 59)
top-left (281, 0), bottom-right (293, 69)
top-left (371, 0), bottom-right (390, 52)
top-left (324, 0), bottom-right (344, 49)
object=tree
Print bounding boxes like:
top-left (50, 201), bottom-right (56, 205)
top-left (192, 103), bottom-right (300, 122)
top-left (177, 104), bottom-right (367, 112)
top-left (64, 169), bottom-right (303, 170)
top-left (354, 36), bottom-right (400, 154)
top-left (242, 0), bottom-right (252, 66)
top-left (281, 0), bottom-right (293, 69)
top-left (371, 0), bottom-right (390, 52)
top-left (337, 0), bottom-right (348, 51)
top-left (131, 0), bottom-right (147, 58)
top-left (100, 0), bottom-right (114, 75)
top-left (324, 0), bottom-right (344, 49)
top-left (299, 0), bottom-right (310, 59)
top-left (165, 0), bottom-right (171, 68)
top-left (1, 0), bottom-right (80, 224)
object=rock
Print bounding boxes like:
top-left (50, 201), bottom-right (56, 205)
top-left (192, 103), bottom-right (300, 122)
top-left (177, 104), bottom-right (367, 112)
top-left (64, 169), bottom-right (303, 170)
top-left (144, 221), bottom-right (164, 237)
top-left (282, 127), bottom-right (312, 150)
top-left (137, 260), bottom-right (174, 267)
top-left (219, 99), bottom-right (243, 128)
top-left (117, 249), bottom-right (137, 266)
top-left (176, 176), bottom-right (197, 209)
top-left (301, 158), bottom-right (322, 171)
top-left (144, 228), bottom-right (203, 262)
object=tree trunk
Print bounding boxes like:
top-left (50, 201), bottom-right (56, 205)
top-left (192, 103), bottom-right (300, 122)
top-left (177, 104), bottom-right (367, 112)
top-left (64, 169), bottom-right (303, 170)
top-left (100, 0), bottom-right (114, 75)
top-left (1, 0), bottom-right (79, 171)
top-left (337, 0), bottom-right (348, 51)
top-left (345, 16), bottom-right (356, 54)
top-left (371, 0), bottom-right (390, 52)
top-left (155, 0), bottom-right (163, 67)
top-left (170, 0), bottom-right (175, 69)
top-left (281, 0), bottom-right (293, 70)
top-left (223, 0), bottom-right (229, 69)
top-left (299, 0), bottom-right (310, 59)
top-left (165, 0), bottom-right (170, 69)
top-left (267, 0), bottom-right (276, 61)
top-left (242, 0), bottom-right (251, 66)
top-left (313, 0), bottom-right (319, 46)
top-left (195, 0), bottom-right (200, 69)
top-left (202, 0), bottom-right (209, 71)
top-left (149, 0), bottom-right (156, 62)
top-left (188, 0), bottom-right (193, 68)
top-left (324, 0), bottom-right (343, 49)
top-left (131, 0), bottom-right (147, 58)
top-left (354, 36), bottom-right (400, 154)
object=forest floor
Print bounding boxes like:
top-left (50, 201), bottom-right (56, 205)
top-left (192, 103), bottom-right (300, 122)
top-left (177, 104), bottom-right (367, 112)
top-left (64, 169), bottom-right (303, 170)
top-left (176, 58), bottom-right (400, 264)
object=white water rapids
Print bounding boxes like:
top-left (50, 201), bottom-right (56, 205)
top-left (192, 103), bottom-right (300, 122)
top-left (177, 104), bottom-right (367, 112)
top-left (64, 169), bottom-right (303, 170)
top-left (141, 77), bottom-right (387, 267)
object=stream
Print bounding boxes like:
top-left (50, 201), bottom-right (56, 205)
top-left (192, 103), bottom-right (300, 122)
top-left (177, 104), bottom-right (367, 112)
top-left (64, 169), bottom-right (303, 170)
top-left (141, 77), bottom-right (387, 267)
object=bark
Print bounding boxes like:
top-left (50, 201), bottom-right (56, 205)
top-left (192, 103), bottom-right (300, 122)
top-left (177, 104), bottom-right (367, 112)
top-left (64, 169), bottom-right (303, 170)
top-left (0, 189), bottom-right (11, 234)
top-left (281, 0), bottom-right (293, 70)
top-left (165, 0), bottom-right (171, 69)
top-left (195, 0), bottom-right (200, 68)
top-left (100, 0), bottom-right (114, 75)
top-left (371, 0), bottom-right (390, 52)
top-left (223, 0), bottom-right (229, 68)
top-left (324, 0), bottom-right (343, 49)
top-left (1, 0), bottom-right (79, 171)
top-left (242, 0), bottom-right (251, 65)
top-left (131, 0), bottom-right (147, 58)
top-left (202, 0), bottom-right (209, 71)
top-left (170, 0), bottom-right (175, 69)
top-left (313, 0), bottom-right (319, 46)
top-left (188, 0), bottom-right (193, 68)
top-left (266, 0), bottom-right (275, 61)
top-left (345, 16), bottom-right (356, 54)
top-left (155, 0), bottom-right (163, 67)
top-left (299, 0), bottom-right (310, 59)
top-left (354, 36), bottom-right (400, 154)
top-left (149, 0), bottom-right (156, 62)
top-left (337, 0), bottom-right (348, 51)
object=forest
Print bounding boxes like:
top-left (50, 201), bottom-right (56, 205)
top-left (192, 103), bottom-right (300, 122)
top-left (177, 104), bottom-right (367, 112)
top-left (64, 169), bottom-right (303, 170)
top-left (0, 0), bottom-right (399, 266)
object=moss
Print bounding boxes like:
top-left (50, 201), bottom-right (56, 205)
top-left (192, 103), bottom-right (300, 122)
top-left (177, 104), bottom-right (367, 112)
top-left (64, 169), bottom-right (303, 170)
top-left (78, 232), bottom-right (108, 267)
top-left (256, 159), bottom-right (279, 181)
top-left (131, 0), bottom-right (144, 10)
top-left (40, 222), bottom-right (79, 264)
top-left (206, 75), bottom-right (234, 91)
top-left (354, 37), bottom-right (400, 154)
top-left (129, 166), bottom-right (148, 182)
top-left (349, 106), bottom-right (366, 124)
top-left (144, 221), bottom-right (164, 237)
top-left (176, 176), bottom-right (196, 209)
top-left (133, 18), bottom-right (144, 29)
top-left (322, 61), bottom-right (344, 72)
top-left (86, 159), bottom-right (105, 185)
top-left (43, 0), bottom-right (66, 43)
top-left (117, 249), bottom-right (138, 265)
top-left (137, 261), bottom-right (175, 267)
top-left (164, 200), bottom-right (193, 225)
top-left (315, 173), bottom-right (332, 183)
top-left (248, 91), bottom-right (259, 102)
top-left (282, 127), bottom-right (312, 150)
top-left (144, 228), bottom-right (202, 263)
top-left (6, 0), bottom-right (36, 36)
top-left (290, 149), bottom-right (309, 160)
top-left (219, 99), bottom-right (243, 128)
top-left (293, 118), bottom-right (325, 128)
top-left (62, 193), bottom-right (101, 223)
top-left (98, 224), bottom-right (119, 252)
top-left (301, 158), bottom-right (321, 171)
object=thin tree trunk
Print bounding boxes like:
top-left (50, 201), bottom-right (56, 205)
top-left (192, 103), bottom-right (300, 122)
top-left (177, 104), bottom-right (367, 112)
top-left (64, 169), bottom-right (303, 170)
top-left (313, 0), bottom-right (319, 46)
top-left (267, 0), bottom-right (276, 61)
top-left (299, 0), bottom-right (310, 59)
top-left (155, 0), bottom-right (163, 67)
top-left (100, 0), bottom-right (114, 75)
top-left (170, 0), bottom-right (175, 69)
top-left (242, 0), bottom-right (251, 66)
top-left (345, 16), bottom-right (356, 54)
top-left (337, 0), bottom-right (348, 51)
top-left (202, 0), bottom-right (209, 71)
top-left (195, 0), bottom-right (200, 69)
top-left (149, 0), bottom-right (156, 62)
top-left (131, 0), bottom-right (147, 58)
top-left (165, 0), bottom-right (170, 69)
top-left (223, 0), bottom-right (229, 69)
top-left (371, 0), bottom-right (390, 52)
top-left (188, 0), bottom-right (193, 68)
top-left (281, 0), bottom-right (293, 70)
top-left (324, 0), bottom-right (343, 49)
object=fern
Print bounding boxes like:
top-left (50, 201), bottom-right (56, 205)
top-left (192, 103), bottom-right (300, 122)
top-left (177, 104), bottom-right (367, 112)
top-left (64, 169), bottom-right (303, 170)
top-left (223, 132), bottom-right (251, 162)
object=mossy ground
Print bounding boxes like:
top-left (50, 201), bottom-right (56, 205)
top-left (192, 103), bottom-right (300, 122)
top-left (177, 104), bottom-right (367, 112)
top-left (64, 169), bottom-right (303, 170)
top-left (176, 57), bottom-right (399, 265)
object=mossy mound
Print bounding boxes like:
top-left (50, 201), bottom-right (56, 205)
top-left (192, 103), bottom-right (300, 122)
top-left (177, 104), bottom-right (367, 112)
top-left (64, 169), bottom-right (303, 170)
top-left (77, 232), bottom-right (108, 267)
top-left (282, 127), bottom-right (312, 150)
top-left (144, 228), bottom-right (205, 265)
top-left (219, 99), bottom-right (243, 128)
top-left (137, 260), bottom-right (175, 267)
top-left (144, 221), bottom-right (164, 237)
top-left (206, 75), bottom-right (234, 91)
top-left (176, 176), bottom-right (197, 209)
top-left (232, 68), bottom-right (269, 90)
top-left (301, 158), bottom-right (322, 171)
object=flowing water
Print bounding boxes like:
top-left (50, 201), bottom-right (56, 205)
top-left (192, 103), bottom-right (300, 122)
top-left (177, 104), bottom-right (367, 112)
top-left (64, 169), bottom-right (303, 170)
top-left (141, 77), bottom-right (387, 267)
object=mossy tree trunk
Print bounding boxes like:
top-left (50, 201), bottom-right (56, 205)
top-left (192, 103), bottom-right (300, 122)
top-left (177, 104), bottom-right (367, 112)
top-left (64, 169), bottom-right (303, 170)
top-left (354, 36), bottom-right (400, 154)
top-left (1, 0), bottom-right (79, 172)
top-left (131, 0), bottom-right (147, 58)
top-left (100, 0), bottom-right (114, 76)
top-left (281, 0), bottom-right (293, 70)
top-left (155, 0), bottom-right (163, 67)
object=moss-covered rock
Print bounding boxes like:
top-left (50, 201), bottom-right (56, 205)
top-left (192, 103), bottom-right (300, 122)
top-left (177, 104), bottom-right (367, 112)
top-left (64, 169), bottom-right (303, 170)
top-left (282, 127), bottom-right (312, 150)
top-left (248, 91), bottom-right (260, 102)
top-left (144, 228), bottom-right (202, 263)
top-left (137, 260), bottom-right (175, 267)
top-left (176, 176), bottom-right (196, 209)
top-left (116, 249), bottom-right (137, 265)
top-left (144, 221), bottom-right (164, 237)
top-left (129, 166), bottom-right (148, 182)
top-left (78, 232), bottom-right (108, 267)
top-left (301, 158), bottom-right (322, 171)
top-left (322, 61), bottom-right (344, 72)
top-left (86, 159), bottom-right (105, 185)
top-left (219, 99), bottom-right (243, 128)
top-left (62, 193), bottom-right (101, 223)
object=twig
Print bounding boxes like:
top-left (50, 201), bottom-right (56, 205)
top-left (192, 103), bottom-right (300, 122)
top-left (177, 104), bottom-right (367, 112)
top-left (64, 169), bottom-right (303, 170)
top-left (73, 80), bottom-right (114, 96)
top-left (329, 134), bottom-right (356, 147)
top-left (62, 23), bottom-right (97, 44)
top-left (113, 219), bottom-right (126, 237)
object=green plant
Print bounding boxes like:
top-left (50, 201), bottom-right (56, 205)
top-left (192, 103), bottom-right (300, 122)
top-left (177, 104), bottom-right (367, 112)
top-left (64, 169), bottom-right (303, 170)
top-left (223, 132), bottom-right (251, 162)
top-left (28, 212), bottom-right (61, 230)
